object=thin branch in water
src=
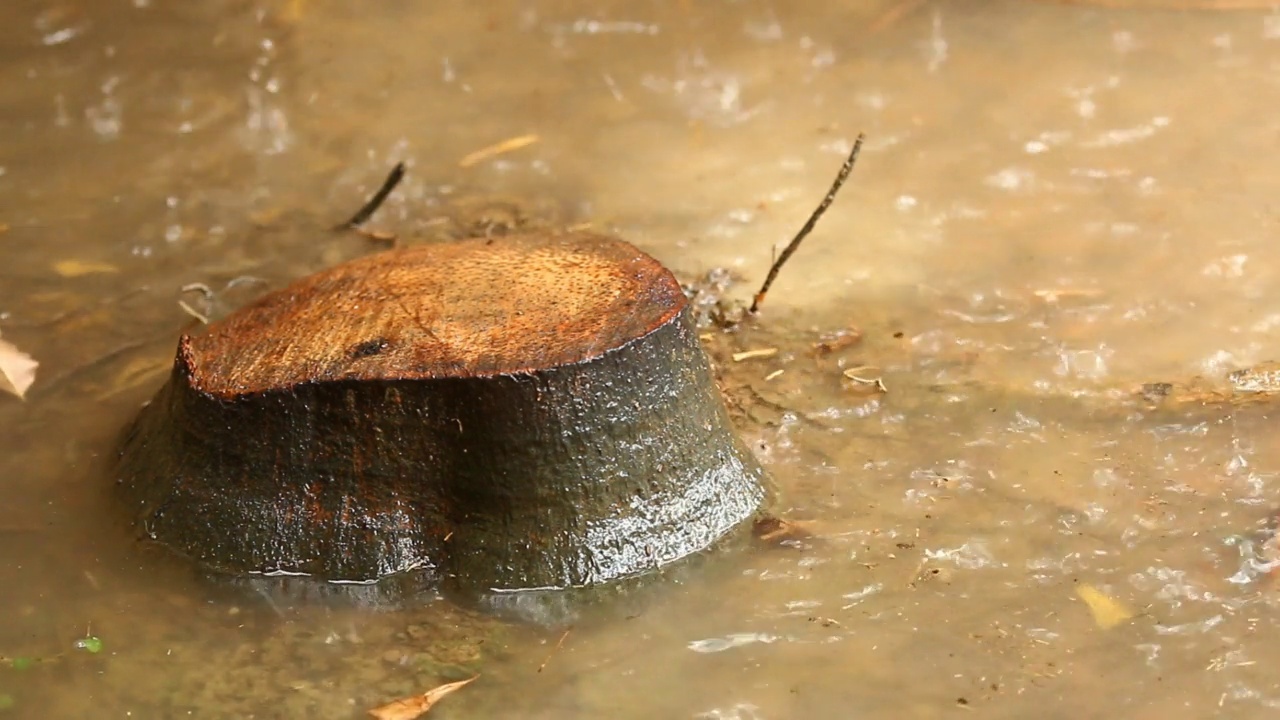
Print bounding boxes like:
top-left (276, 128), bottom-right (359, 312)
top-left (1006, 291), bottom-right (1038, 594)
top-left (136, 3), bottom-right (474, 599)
top-left (750, 133), bottom-right (866, 314)
top-left (537, 628), bottom-right (572, 673)
top-left (458, 133), bottom-right (540, 168)
top-left (178, 282), bottom-right (214, 324)
top-left (334, 162), bottom-right (406, 230)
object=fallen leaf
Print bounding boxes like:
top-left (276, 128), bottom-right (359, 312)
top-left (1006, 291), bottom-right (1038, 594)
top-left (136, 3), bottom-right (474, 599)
top-left (0, 334), bottom-right (38, 400)
top-left (368, 676), bottom-right (478, 720)
top-left (53, 259), bottom-right (119, 277)
top-left (1074, 583), bottom-right (1134, 629)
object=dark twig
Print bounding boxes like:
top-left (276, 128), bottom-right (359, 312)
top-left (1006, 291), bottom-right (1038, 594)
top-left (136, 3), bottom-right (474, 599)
top-left (536, 628), bottom-right (572, 673)
top-left (750, 133), bottom-right (865, 314)
top-left (334, 162), bottom-right (406, 230)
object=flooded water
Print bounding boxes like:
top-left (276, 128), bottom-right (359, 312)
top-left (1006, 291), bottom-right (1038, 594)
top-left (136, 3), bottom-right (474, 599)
top-left (4, 0), bottom-right (1280, 717)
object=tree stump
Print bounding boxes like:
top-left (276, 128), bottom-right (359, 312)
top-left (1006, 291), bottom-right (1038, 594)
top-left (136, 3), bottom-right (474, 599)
top-left (115, 232), bottom-right (768, 599)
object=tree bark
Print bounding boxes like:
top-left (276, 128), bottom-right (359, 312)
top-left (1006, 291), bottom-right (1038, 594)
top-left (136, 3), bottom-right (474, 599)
top-left (115, 232), bottom-right (768, 599)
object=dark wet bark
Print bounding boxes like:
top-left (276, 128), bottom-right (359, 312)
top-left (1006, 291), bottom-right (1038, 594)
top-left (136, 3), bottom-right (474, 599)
top-left (115, 233), bottom-right (768, 599)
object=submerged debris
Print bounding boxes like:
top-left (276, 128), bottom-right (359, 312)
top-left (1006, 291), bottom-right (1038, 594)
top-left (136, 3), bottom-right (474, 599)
top-left (177, 277), bottom-right (268, 326)
top-left (682, 267), bottom-right (746, 329)
top-left (52, 259), bottom-right (119, 278)
top-left (1227, 361), bottom-right (1280, 394)
top-left (367, 676), bottom-right (477, 720)
top-left (458, 134), bottom-right (540, 168)
top-left (732, 348), bottom-right (778, 362)
top-left (1136, 361), bottom-right (1280, 409)
top-left (0, 332), bottom-right (38, 400)
top-left (536, 628), bottom-right (572, 674)
top-left (842, 365), bottom-right (887, 394)
top-left (752, 515), bottom-right (817, 547)
top-left (1074, 583), bottom-right (1135, 630)
top-left (812, 327), bottom-right (863, 356)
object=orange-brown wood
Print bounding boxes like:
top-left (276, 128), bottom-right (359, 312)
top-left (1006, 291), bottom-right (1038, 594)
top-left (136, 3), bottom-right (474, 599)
top-left (184, 233), bottom-right (686, 397)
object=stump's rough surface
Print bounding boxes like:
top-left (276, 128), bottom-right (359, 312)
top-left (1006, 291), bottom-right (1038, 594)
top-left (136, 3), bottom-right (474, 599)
top-left (116, 232), bottom-right (767, 596)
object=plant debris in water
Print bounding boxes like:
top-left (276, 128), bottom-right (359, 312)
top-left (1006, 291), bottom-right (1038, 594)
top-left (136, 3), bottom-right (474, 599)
top-left (52, 259), bottom-right (119, 278)
top-left (73, 636), bottom-right (103, 654)
top-left (750, 132), bottom-right (866, 314)
top-left (1074, 583), bottom-right (1136, 630)
top-left (367, 675), bottom-right (477, 720)
top-left (0, 332), bottom-right (38, 400)
top-left (681, 133), bottom-right (866, 327)
top-left (336, 162), bottom-right (406, 231)
top-left (458, 133), bottom-right (539, 168)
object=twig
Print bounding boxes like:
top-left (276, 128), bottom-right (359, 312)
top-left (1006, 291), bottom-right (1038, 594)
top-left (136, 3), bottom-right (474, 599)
top-left (750, 133), bottom-right (866, 314)
top-left (335, 162), bottom-right (406, 230)
top-left (732, 348), bottom-right (778, 362)
top-left (176, 300), bottom-right (210, 325)
top-left (178, 283), bottom-right (214, 324)
top-left (459, 134), bottom-right (540, 168)
top-left (843, 365), bottom-right (888, 393)
top-left (536, 628), bottom-right (572, 673)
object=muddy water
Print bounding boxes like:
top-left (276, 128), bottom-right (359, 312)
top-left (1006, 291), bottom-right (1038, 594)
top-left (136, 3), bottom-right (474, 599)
top-left (3, 0), bottom-right (1280, 717)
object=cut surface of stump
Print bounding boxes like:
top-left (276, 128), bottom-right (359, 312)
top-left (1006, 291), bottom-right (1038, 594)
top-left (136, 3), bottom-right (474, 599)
top-left (116, 232), bottom-right (768, 599)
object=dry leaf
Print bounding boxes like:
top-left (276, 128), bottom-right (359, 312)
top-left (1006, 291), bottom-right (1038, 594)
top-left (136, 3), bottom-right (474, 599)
top-left (368, 676), bottom-right (477, 720)
top-left (0, 335), bottom-right (38, 400)
top-left (1074, 583), bottom-right (1134, 629)
top-left (53, 259), bottom-right (119, 277)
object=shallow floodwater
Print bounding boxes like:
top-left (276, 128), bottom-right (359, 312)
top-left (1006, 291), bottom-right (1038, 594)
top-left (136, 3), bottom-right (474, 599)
top-left (4, 0), bottom-right (1280, 717)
